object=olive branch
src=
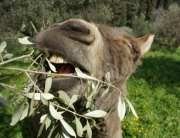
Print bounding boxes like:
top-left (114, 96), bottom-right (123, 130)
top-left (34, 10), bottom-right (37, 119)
top-left (0, 39), bottom-right (138, 138)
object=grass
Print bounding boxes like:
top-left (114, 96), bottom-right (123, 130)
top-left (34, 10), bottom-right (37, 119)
top-left (123, 46), bottom-right (180, 138)
top-left (0, 42), bottom-right (180, 138)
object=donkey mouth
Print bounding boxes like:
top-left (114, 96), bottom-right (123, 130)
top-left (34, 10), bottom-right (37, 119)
top-left (45, 53), bottom-right (90, 76)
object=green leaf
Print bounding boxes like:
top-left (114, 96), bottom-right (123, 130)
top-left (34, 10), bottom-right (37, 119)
top-left (58, 90), bottom-right (70, 105)
top-left (59, 117), bottom-right (76, 137)
top-left (47, 125), bottom-right (57, 138)
top-left (84, 110), bottom-right (107, 118)
top-left (29, 99), bottom-right (36, 116)
top-left (40, 114), bottom-right (48, 123)
top-left (41, 93), bottom-right (54, 100)
top-left (69, 95), bottom-right (79, 109)
top-left (10, 104), bottom-right (29, 126)
top-left (49, 103), bottom-right (63, 120)
top-left (44, 77), bottom-right (52, 93)
top-left (18, 37), bottom-right (34, 45)
top-left (75, 117), bottom-right (83, 137)
top-left (46, 58), bottom-right (57, 72)
top-left (85, 121), bottom-right (92, 138)
top-left (117, 97), bottom-right (126, 121)
top-left (62, 132), bottom-right (71, 138)
top-left (86, 82), bottom-right (100, 109)
top-left (0, 41), bottom-right (7, 53)
top-left (3, 53), bottom-right (13, 59)
top-left (41, 95), bottom-right (49, 106)
top-left (24, 93), bottom-right (54, 100)
top-left (20, 104), bottom-right (29, 121)
top-left (75, 67), bottom-right (97, 80)
top-left (101, 86), bottom-right (110, 97)
top-left (45, 116), bottom-right (51, 130)
top-left (125, 97), bottom-right (138, 119)
top-left (40, 114), bottom-right (51, 130)
top-left (37, 121), bottom-right (45, 137)
top-left (24, 93), bottom-right (41, 100)
top-left (55, 133), bottom-right (61, 138)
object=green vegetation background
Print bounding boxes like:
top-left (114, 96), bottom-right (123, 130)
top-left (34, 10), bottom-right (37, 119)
top-left (0, 0), bottom-right (180, 138)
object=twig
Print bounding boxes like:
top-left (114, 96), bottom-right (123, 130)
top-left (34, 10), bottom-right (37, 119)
top-left (30, 21), bottom-right (38, 33)
top-left (0, 67), bottom-right (122, 94)
top-left (0, 83), bottom-right (16, 89)
top-left (28, 53), bottom-right (43, 69)
top-left (0, 54), bottom-right (4, 62)
top-left (52, 103), bottom-right (90, 119)
top-left (25, 72), bottom-right (43, 93)
top-left (0, 51), bottom-right (34, 66)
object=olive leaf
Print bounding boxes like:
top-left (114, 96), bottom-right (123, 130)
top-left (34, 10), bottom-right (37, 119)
top-left (37, 121), bottom-right (45, 138)
top-left (62, 132), bottom-right (71, 138)
top-left (45, 116), bottom-right (51, 130)
top-left (40, 114), bottom-right (52, 130)
top-left (40, 114), bottom-right (52, 133)
top-left (86, 82), bottom-right (100, 108)
top-left (41, 94), bottom-right (49, 106)
top-left (60, 117), bottom-right (76, 137)
top-left (3, 53), bottom-right (13, 59)
top-left (75, 117), bottom-right (83, 137)
top-left (58, 90), bottom-right (71, 105)
top-left (18, 36), bottom-right (34, 45)
top-left (20, 104), bottom-right (29, 120)
top-left (54, 133), bottom-right (61, 138)
top-left (75, 67), bottom-right (97, 80)
top-left (84, 110), bottom-right (107, 118)
top-left (47, 126), bottom-right (57, 138)
top-left (101, 86), bottom-right (110, 97)
top-left (0, 41), bottom-right (7, 53)
top-left (85, 121), bottom-right (92, 138)
top-left (125, 97), bottom-right (138, 119)
top-left (46, 58), bottom-right (57, 72)
top-left (40, 114), bottom-right (48, 123)
top-left (69, 95), bottom-right (79, 109)
top-left (29, 98), bottom-right (37, 116)
top-left (44, 77), bottom-right (52, 93)
top-left (10, 103), bottom-right (29, 126)
top-left (41, 93), bottom-right (54, 100)
top-left (24, 93), bottom-right (41, 100)
top-left (117, 97), bottom-right (126, 121)
top-left (24, 93), bottom-right (54, 100)
top-left (49, 103), bottom-right (63, 120)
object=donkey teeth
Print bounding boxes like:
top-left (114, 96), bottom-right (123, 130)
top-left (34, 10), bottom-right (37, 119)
top-left (49, 55), bottom-right (64, 63)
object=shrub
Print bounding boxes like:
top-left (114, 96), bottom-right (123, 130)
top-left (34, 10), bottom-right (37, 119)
top-left (132, 14), bottom-right (153, 36)
top-left (153, 3), bottom-right (180, 47)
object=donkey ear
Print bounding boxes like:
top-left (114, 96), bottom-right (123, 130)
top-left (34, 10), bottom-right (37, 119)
top-left (136, 34), bottom-right (155, 56)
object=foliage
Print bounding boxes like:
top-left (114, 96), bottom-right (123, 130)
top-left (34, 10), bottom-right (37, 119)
top-left (0, 41), bottom-right (32, 138)
top-left (0, 39), bottom-right (137, 138)
top-left (0, 41), bottom-right (180, 138)
top-left (1, 0), bottom-right (179, 37)
top-left (132, 14), bottom-right (153, 36)
top-left (153, 3), bottom-right (180, 47)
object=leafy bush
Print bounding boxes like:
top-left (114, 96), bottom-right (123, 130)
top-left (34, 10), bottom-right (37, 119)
top-left (153, 3), bottom-right (180, 47)
top-left (132, 14), bottom-right (153, 36)
top-left (0, 0), bottom-right (170, 37)
top-left (0, 0), bottom-right (114, 37)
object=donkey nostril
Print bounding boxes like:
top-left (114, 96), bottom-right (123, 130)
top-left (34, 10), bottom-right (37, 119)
top-left (60, 20), bottom-right (91, 35)
top-left (59, 20), bottom-right (95, 44)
